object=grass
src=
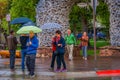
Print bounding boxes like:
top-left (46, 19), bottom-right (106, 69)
top-left (77, 39), bottom-right (110, 48)
top-left (90, 39), bottom-right (110, 48)
top-left (80, 49), bottom-right (99, 56)
top-left (78, 39), bottom-right (110, 56)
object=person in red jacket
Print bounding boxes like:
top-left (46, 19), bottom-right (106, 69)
top-left (49, 36), bottom-right (57, 71)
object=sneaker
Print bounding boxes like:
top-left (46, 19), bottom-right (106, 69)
top-left (84, 58), bottom-right (87, 60)
top-left (55, 69), bottom-right (61, 72)
top-left (30, 74), bottom-right (35, 78)
top-left (49, 67), bottom-right (54, 71)
top-left (27, 72), bottom-right (31, 76)
top-left (61, 68), bottom-right (67, 72)
top-left (11, 69), bottom-right (15, 72)
top-left (82, 57), bottom-right (85, 59)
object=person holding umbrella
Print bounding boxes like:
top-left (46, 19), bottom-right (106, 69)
top-left (26, 31), bottom-right (39, 77)
top-left (19, 34), bottom-right (29, 72)
top-left (16, 26), bottom-right (41, 77)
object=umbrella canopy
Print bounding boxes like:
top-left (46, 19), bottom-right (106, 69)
top-left (40, 22), bottom-right (62, 30)
top-left (19, 21), bottom-right (35, 28)
top-left (17, 26), bottom-right (42, 34)
top-left (10, 17), bottom-right (32, 25)
top-left (19, 22), bottom-right (35, 28)
top-left (22, 21), bottom-right (35, 26)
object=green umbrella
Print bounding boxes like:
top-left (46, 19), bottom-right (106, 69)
top-left (17, 26), bottom-right (42, 34)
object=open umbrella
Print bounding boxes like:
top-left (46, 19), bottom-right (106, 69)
top-left (19, 21), bottom-right (35, 28)
top-left (17, 26), bottom-right (42, 34)
top-left (22, 21), bottom-right (35, 26)
top-left (40, 22), bottom-right (62, 30)
top-left (10, 17), bottom-right (32, 25)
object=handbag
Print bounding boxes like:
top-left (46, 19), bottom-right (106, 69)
top-left (79, 43), bottom-right (82, 49)
top-left (54, 50), bottom-right (58, 55)
top-left (54, 44), bottom-right (58, 55)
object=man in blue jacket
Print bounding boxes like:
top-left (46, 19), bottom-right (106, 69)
top-left (26, 31), bottom-right (39, 77)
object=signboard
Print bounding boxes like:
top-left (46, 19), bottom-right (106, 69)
top-left (6, 14), bottom-right (11, 21)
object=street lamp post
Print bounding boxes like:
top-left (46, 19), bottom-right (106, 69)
top-left (92, 0), bottom-right (97, 70)
top-left (78, 0), bottom-right (98, 70)
top-left (6, 14), bottom-right (11, 33)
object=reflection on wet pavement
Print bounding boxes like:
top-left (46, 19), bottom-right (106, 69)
top-left (0, 56), bottom-right (120, 80)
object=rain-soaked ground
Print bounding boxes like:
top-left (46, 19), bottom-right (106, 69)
top-left (0, 56), bottom-right (120, 80)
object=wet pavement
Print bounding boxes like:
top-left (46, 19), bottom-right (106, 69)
top-left (0, 56), bottom-right (120, 80)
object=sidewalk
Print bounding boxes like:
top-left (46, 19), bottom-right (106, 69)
top-left (0, 56), bottom-right (120, 80)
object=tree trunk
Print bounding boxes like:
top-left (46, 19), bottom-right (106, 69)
top-left (81, 16), bottom-right (88, 33)
top-left (73, 23), bottom-right (77, 35)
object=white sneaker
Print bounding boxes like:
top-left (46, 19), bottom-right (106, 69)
top-left (84, 58), bottom-right (87, 60)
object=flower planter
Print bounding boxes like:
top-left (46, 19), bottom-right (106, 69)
top-left (0, 50), bottom-right (21, 58)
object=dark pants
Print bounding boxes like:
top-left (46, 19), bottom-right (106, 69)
top-left (26, 54), bottom-right (36, 76)
top-left (9, 50), bottom-right (16, 69)
top-left (21, 49), bottom-right (27, 70)
top-left (57, 53), bottom-right (66, 69)
top-left (50, 51), bottom-right (57, 68)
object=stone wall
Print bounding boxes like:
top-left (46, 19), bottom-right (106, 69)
top-left (36, 0), bottom-right (120, 47)
top-left (36, 0), bottom-right (77, 46)
top-left (108, 0), bottom-right (120, 46)
top-left (99, 46), bottom-right (120, 56)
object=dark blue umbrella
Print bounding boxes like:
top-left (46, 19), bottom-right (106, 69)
top-left (10, 17), bottom-right (32, 25)
top-left (22, 21), bottom-right (35, 26)
top-left (19, 22), bottom-right (35, 28)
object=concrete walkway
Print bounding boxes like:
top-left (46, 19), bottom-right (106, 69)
top-left (0, 56), bottom-right (120, 80)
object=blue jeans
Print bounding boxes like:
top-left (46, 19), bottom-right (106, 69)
top-left (57, 53), bottom-right (66, 69)
top-left (26, 54), bottom-right (36, 76)
top-left (9, 50), bottom-right (16, 69)
top-left (21, 49), bottom-right (27, 70)
top-left (50, 51), bottom-right (57, 68)
top-left (82, 46), bottom-right (87, 58)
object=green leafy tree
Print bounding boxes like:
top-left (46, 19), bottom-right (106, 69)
top-left (10, 0), bottom-right (38, 22)
top-left (79, 6), bottom-right (92, 32)
top-left (69, 5), bottom-right (81, 33)
top-left (96, 1), bottom-right (110, 37)
top-left (0, 0), bottom-right (8, 31)
top-left (0, 0), bottom-right (8, 19)
top-left (9, 0), bottom-right (38, 31)
top-left (69, 4), bottom-right (92, 33)
top-left (96, 1), bottom-right (110, 28)
top-left (69, 0), bottom-right (110, 34)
